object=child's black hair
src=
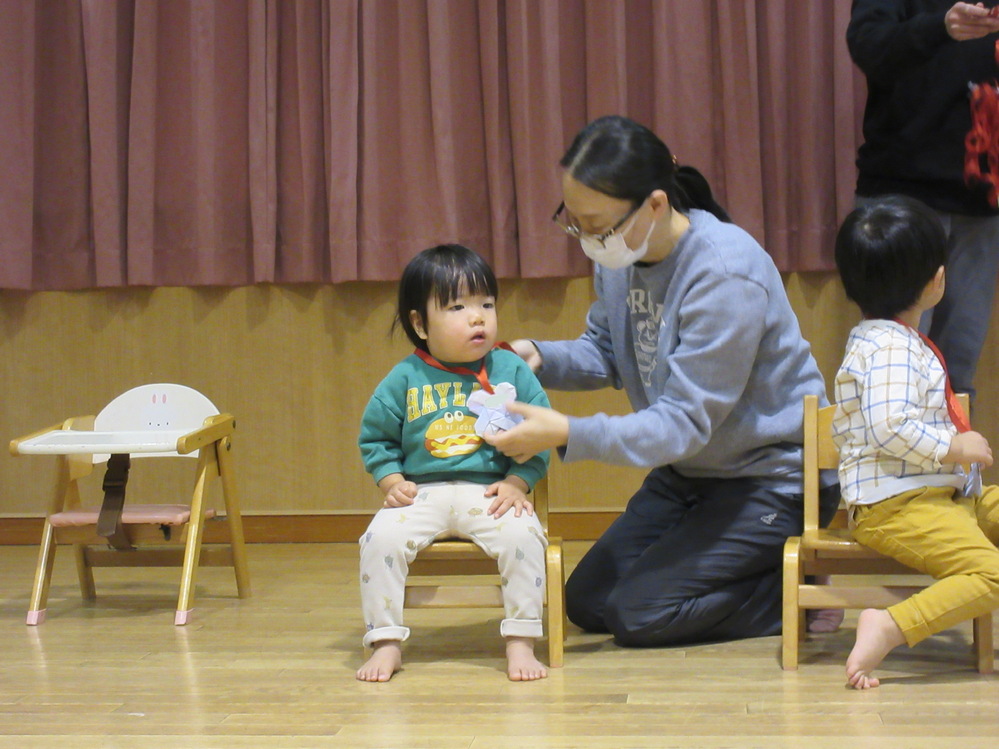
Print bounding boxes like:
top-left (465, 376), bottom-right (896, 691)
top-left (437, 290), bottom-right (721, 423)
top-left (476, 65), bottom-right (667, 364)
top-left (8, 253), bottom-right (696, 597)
top-left (395, 244), bottom-right (499, 352)
top-left (834, 195), bottom-right (948, 320)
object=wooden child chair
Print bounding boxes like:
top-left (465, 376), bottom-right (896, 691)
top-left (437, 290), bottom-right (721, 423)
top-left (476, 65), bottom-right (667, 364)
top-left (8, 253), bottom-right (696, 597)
top-left (10, 383), bottom-right (250, 626)
top-left (781, 393), bottom-right (993, 672)
top-left (401, 478), bottom-right (566, 667)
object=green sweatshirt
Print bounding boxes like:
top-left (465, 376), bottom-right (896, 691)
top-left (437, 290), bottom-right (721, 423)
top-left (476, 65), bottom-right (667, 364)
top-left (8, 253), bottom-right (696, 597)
top-left (359, 348), bottom-right (550, 490)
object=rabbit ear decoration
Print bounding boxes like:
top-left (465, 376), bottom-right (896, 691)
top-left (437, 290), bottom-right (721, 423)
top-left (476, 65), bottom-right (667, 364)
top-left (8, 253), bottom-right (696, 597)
top-left (467, 382), bottom-right (523, 436)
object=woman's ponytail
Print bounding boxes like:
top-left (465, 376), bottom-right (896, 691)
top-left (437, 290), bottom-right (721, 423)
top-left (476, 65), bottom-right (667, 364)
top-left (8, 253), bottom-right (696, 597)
top-left (674, 165), bottom-right (730, 223)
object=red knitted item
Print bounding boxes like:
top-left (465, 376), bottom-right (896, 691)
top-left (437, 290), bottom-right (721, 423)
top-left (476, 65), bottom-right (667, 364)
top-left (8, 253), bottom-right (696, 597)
top-left (964, 40), bottom-right (999, 207)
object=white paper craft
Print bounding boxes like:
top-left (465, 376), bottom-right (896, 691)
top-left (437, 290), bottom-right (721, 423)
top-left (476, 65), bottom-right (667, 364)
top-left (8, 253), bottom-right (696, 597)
top-left (964, 461), bottom-right (983, 498)
top-left (467, 382), bottom-right (524, 436)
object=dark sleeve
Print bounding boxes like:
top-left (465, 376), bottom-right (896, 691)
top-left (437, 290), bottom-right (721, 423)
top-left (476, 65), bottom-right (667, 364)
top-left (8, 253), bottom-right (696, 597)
top-left (847, 0), bottom-right (952, 83)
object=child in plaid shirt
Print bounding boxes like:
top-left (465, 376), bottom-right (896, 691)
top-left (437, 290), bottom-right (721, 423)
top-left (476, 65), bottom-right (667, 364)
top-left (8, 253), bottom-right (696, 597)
top-left (833, 195), bottom-right (999, 689)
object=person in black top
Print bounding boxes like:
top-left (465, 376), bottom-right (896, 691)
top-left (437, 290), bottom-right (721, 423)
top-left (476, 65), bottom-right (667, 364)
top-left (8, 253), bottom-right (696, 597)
top-left (848, 0), bottom-right (999, 399)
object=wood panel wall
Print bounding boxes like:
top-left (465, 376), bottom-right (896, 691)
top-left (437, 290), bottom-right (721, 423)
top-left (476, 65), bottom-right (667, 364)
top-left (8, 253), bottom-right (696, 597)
top-left (2, 273), bottom-right (997, 539)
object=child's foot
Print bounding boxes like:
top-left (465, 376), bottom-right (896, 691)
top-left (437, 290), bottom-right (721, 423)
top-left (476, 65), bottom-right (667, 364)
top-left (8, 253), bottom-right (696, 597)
top-left (356, 641), bottom-right (402, 682)
top-left (506, 636), bottom-right (548, 681)
top-left (807, 608), bottom-right (845, 633)
top-left (845, 608), bottom-right (906, 689)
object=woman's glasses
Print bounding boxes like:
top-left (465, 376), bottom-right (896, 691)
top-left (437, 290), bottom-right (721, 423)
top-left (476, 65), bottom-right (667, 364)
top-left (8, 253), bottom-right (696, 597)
top-left (551, 200), bottom-right (642, 247)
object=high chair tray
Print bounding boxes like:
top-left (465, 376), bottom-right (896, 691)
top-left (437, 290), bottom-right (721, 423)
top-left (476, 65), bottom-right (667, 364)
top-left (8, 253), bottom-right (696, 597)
top-left (14, 430), bottom-right (188, 455)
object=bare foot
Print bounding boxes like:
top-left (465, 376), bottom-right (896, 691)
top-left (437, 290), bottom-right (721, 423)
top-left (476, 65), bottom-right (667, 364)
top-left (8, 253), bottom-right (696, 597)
top-left (506, 636), bottom-right (548, 681)
top-left (356, 641), bottom-right (402, 682)
top-left (845, 608), bottom-right (905, 689)
top-left (807, 608), bottom-right (845, 633)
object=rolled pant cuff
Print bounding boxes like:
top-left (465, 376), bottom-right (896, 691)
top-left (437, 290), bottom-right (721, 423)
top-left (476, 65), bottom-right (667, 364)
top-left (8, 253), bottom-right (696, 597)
top-left (500, 618), bottom-right (543, 639)
top-left (363, 625), bottom-right (410, 648)
top-left (887, 604), bottom-right (930, 647)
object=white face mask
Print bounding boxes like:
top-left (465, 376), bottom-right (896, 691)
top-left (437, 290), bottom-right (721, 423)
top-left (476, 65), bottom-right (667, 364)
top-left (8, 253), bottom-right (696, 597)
top-left (579, 211), bottom-right (657, 269)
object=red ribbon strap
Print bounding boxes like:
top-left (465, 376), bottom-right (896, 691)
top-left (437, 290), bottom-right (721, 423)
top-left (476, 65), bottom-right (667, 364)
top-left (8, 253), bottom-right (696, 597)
top-left (893, 319), bottom-right (970, 433)
top-left (413, 342), bottom-right (515, 395)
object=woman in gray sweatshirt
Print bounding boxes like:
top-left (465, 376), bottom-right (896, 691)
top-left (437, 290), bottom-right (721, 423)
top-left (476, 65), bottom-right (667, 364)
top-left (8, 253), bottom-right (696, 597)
top-left (485, 115), bottom-right (839, 646)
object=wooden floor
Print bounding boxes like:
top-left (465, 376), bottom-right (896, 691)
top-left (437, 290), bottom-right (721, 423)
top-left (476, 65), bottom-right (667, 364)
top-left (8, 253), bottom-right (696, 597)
top-left (2, 542), bottom-right (999, 747)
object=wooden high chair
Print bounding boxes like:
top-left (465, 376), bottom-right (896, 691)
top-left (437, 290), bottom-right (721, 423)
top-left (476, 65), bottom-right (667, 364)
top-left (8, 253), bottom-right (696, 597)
top-left (781, 393), bottom-right (993, 672)
top-left (10, 383), bottom-right (250, 626)
top-left (402, 478), bottom-right (566, 667)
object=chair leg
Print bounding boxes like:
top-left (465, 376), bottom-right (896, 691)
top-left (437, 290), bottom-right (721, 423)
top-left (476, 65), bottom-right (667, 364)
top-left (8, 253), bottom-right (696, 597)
top-left (26, 520), bottom-right (57, 625)
top-left (545, 540), bottom-right (565, 668)
top-left (28, 458), bottom-right (84, 625)
top-left (781, 537), bottom-right (802, 670)
top-left (175, 457), bottom-right (210, 625)
top-left (973, 612), bottom-right (994, 674)
top-left (217, 436), bottom-right (250, 598)
top-left (73, 543), bottom-right (96, 600)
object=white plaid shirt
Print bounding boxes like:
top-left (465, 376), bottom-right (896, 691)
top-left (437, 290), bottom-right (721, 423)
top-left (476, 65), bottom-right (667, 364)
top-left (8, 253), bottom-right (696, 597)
top-left (832, 319), bottom-right (965, 507)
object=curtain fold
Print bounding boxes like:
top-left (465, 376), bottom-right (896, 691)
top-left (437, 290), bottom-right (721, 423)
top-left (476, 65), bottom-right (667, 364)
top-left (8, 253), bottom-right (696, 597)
top-left (0, 0), bottom-right (862, 290)
top-left (248, 0), bottom-right (277, 283)
top-left (0, 0), bottom-right (36, 289)
top-left (81, 0), bottom-right (132, 286)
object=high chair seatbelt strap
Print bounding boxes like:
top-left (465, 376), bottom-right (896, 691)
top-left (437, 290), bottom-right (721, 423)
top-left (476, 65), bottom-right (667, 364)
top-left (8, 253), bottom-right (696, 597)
top-left (97, 453), bottom-right (135, 551)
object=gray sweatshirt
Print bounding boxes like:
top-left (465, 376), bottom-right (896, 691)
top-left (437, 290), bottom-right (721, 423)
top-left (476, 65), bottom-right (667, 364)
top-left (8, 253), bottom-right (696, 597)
top-left (536, 209), bottom-right (828, 493)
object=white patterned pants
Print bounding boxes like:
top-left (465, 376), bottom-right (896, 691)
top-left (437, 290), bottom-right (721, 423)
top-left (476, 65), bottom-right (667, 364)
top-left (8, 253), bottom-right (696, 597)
top-left (359, 481), bottom-right (547, 647)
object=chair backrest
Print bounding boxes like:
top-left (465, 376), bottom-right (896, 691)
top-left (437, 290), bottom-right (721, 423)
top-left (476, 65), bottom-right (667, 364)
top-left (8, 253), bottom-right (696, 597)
top-left (802, 392), bottom-right (970, 533)
top-left (93, 384), bottom-right (219, 461)
top-left (802, 395), bottom-right (839, 533)
top-left (533, 476), bottom-right (550, 533)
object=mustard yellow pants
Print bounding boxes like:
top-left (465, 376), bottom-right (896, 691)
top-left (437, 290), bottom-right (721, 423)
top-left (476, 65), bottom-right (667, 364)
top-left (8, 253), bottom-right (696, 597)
top-left (852, 485), bottom-right (999, 647)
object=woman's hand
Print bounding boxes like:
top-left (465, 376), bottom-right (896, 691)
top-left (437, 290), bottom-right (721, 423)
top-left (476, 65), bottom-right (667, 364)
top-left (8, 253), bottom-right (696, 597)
top-left (483, 401), bottom-right (569, 463)
top-left (484, 477), bottom-right (533, 519)
top-left (510, 339), bottom-right (543, 372)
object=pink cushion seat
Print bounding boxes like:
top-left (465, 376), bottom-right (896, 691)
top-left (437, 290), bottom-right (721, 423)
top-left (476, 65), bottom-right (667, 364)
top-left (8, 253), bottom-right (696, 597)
top-left (49, 505), bottom-right (215, 527)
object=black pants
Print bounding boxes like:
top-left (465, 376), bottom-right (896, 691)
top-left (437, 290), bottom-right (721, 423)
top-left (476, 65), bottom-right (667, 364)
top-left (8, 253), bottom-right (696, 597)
top-left (565, 467), bottom-right (839, 647)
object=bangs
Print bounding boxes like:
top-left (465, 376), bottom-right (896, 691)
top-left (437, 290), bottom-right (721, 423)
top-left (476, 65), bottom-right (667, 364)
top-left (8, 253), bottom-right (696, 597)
top-left (429, 256), bottom-right (497, 309)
